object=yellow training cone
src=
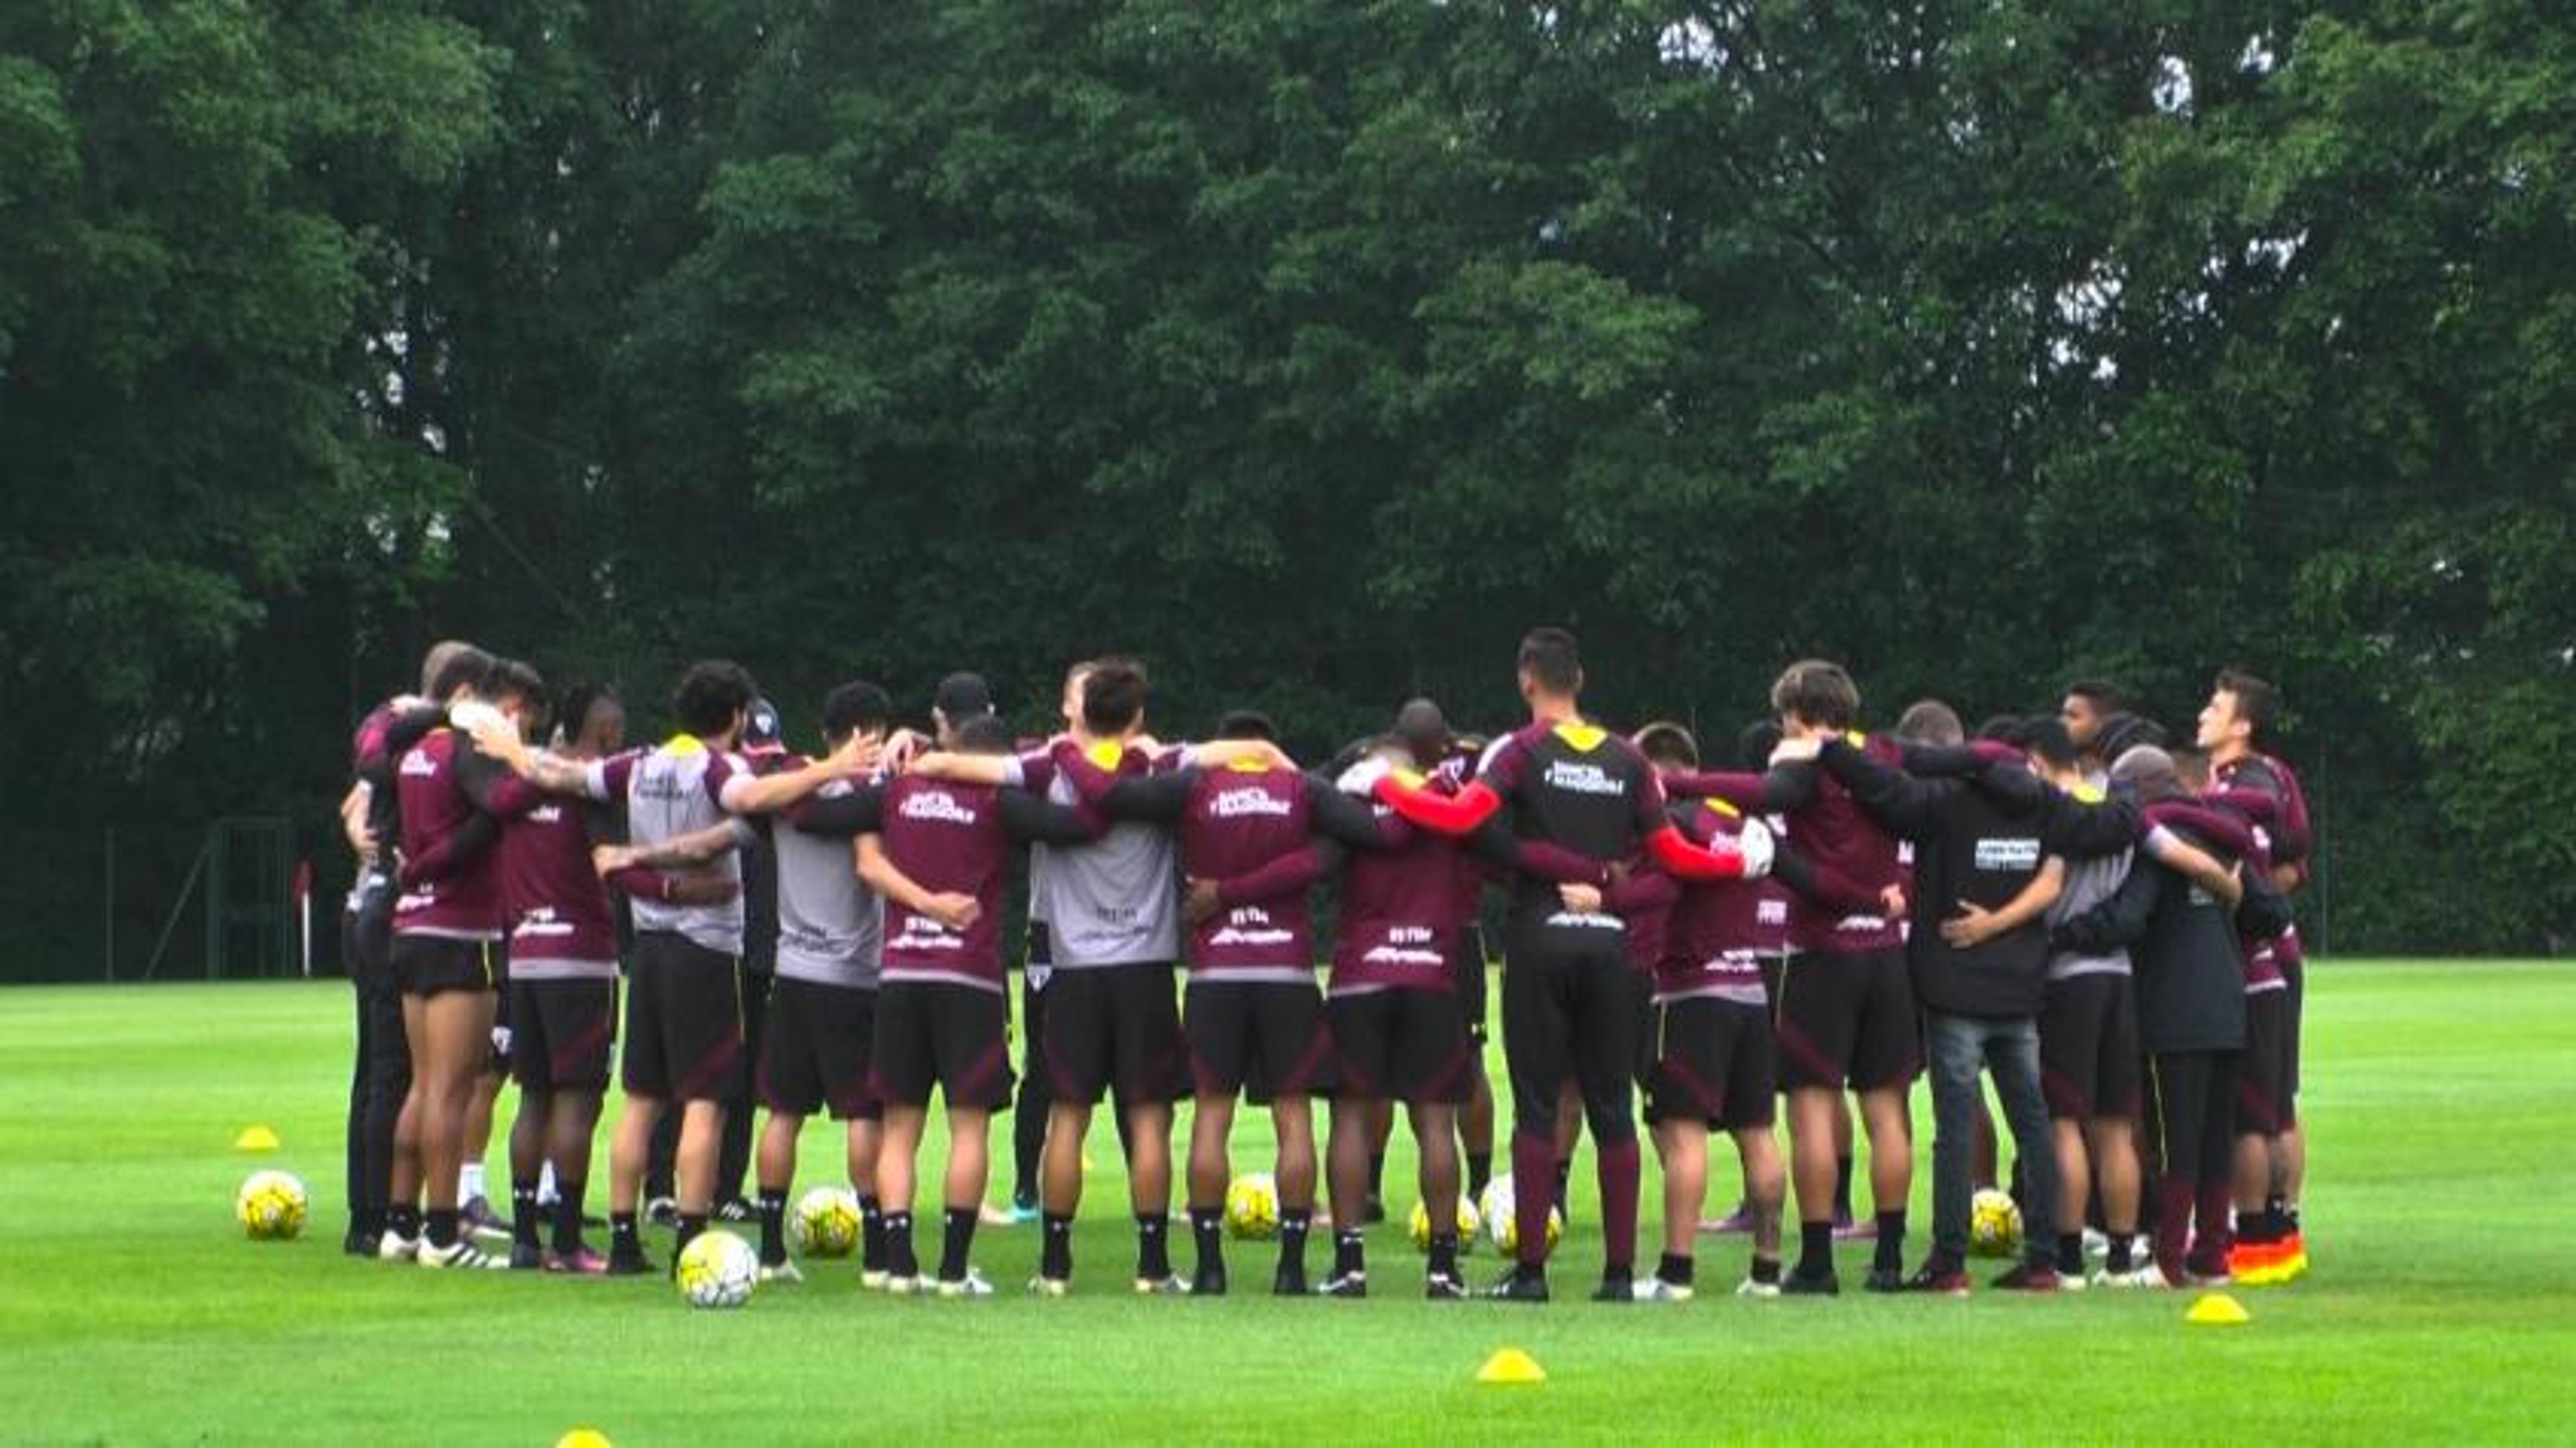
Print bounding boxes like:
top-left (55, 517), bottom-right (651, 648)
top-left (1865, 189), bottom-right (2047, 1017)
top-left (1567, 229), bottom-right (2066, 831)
top-left (556, 1430), bottom-right (613, 1448)
top-left (233, 1126), bottom-right (280, 1152)
top-left (1476, 1348), bottom-right (1547, 1385)
top-left (2186, 1293), bottom-right (2250, 1327)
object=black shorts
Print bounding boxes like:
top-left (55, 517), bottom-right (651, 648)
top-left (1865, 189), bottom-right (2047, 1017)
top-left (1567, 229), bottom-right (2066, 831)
top-left (509, 978), bottom-right (616, 1093)
top-left (1328, 988), bottom-right (1470, 1104)
top-left (1044, 962), bottom-right (1185, 1106)
top-left (1498, 922), bottom-right (1641, 1143)
top-left (871, 981), bottom-right (1012, 1110)
top-left (1643, 996), bottom-right (1777, 1131)
top-left (759, 978), bottom-right (880, 1121)
top-left (2040, 973), bottom-right (2143, 1121)
top-left (2235, 990), bottom-right (2294, 1137)
top-left (623, 932), bottom-right (745, 1103)
top-left (1772, 947), bottom-right (1919, 1092)
top-left (2282, 953), bottom-right (2304, 1118)
top-left (1186, 978), bottom-right (1334, 1102)
top-left (390, 934), bottom-right (502, 998)
top-left (1454, 925), bottom-right (1491, 1045)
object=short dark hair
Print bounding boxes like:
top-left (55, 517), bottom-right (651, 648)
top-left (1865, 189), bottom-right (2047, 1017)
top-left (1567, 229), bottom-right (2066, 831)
top-left (425, 645), bottom-right (496, 703)
top-left (1634, 722), bottom-right (1699, 770)
top-left (1081, 658), bottom-right (1149, 735)
top-left (558, 682), bottom-right (621, 739)
top-left (821, 680), bottom-right (894, 743)
top-left (1737, 719), bottom-right (1782, 770)
top-left (2214, 668), bottom-right (2282, 742)
top-left (2170, 746), bottom-right (2213, 791)
top-left (489, 659), bottom-right (549, 737)
top-left (2066, 680), bottom-right (2126, 711)
top-left (672, 660), bottom-right (757, 737)
top-left (1894, 699), bottom-right (1963, 747)
top-left (2024, 717), bottom-right (2080, 770)
top-left (1214, 709), bottom-right (1277, 743)
top-left (957, 715), bottom-right (1014, 754)
top-left (1515, 627), bottom-right (1582, 696)
top-left (1975, 713), bottom-right (2031, 746)
top-left (2096, 712), bottom-right (2169, 766)
top-left (1771, 660), bottom-right (1859, 731)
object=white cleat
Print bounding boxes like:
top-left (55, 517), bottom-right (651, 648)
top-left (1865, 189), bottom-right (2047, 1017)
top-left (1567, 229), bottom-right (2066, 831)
top-left (2093, 1263), bottom-right (2171, 1290)
top-left (1026, 1275), bottom-right (1070, 1298)
top-left (936, 1269), bottom-right (996, 1298)
top-left (883, 1274), bottom-right (923, 1296)
top-left (759, 1260), bottom-right (805, 1285)
top-left (1133, 1274), bottom-right (1190, 1296)
top-left (416, 1238), bottom-right (506, 1270)
top-left (860, 1268), bottom-right (890, 1292)
top-left (1735, 1277), bottom-right (1783, 1300)
top-left (1632, 1277), bottom-right (1696, 1303)
top-left (377, 1230), bottom-right (419, 1263)
top-left (2082, 1227), bottom-right (2110, 1259)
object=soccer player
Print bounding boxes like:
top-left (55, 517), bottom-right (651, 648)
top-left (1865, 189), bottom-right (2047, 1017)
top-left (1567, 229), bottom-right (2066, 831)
top-left (386, 656), bottom-right (545, 1269)
top-left (474, 660), bottom-right (875, 1273)
top-left (2196, 669), bottom-right (2316, 1279)
top-left (342, 641), bottom-right (486, 1257)
top-left (1045, 708), bottom-right (1385, 1296)
top-left (2059, 681), bottom-right (2127, 769)
top-left (907, 658), bottom-right (1192, 1294)
top-left (1367, 627), bottom-right (1764, 1302)
top-left (859, 713), bottom-right (1102, 1296)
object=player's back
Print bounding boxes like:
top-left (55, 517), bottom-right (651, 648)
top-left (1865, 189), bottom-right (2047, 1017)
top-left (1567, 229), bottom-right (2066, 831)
top-left (1486, 721), bottom-right (1660, 927)
top-left (773, 778), bottom-right (882, 989)
top-left (621, 736), bottom-right (746, 952)
top-left (393, 729), bottom-right (502, 937)
top-left (1032, 763), bottom-right (1180, 968)
top-left (1781, 739), bottom-right (1905, 955)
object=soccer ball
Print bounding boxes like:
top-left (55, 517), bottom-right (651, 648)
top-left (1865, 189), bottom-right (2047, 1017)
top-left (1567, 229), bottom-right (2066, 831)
top-left (1970, 1188), bottom-right (2023, 1259)
top-left (1224, 1172), bottom-right (1281, 1240)
top-left (792, 1186), bottom-right (861, 1259)
top-left (1479, 1174), bottom-right (1562, 1257)
top-left (675, 1229), bottom-right (760, 1309)
top-left (236, 1170), bottom-right (307, 1241)
top-left (1406, 1194), bottom-right (1482, 1254)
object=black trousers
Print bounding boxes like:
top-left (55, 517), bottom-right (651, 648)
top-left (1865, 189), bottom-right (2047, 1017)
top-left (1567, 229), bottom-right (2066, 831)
top-left (343, 888), bottom-right (409, 1232)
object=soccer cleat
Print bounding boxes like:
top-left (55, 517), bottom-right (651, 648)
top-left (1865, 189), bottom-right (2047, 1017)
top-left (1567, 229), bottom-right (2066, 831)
top-left (883, 1273), bottom-right (924, 1296)
top-left (1780, 1265), bottom-right (1840, 1296)
top-left (758, 1259), bottom-right (805, 1285)
top-left (2055, 1270), bottom-right (2090, 1292)
top-left (1735, 1277), bottom-right (1783, 1300)
top-left (1701, 1204), bottom-right (1756, 1235)
top-left (507, 1241), bottom-right (545, 1272)
top-left (1026, 1275), bottom-right (1070, 1298)
top-left (2094, 1263), bottom-right (2171, 1290)
top-left (2082, 1227), bottom-right (2110, 1259)
top-left (1632, 1276), bottom-right (1696, 1303)
top-left (1317, 1270), bottom-right (1368, 1299)
top-left (1133, 1274), bottom-right (1189, 1296)
top-left (860, 1268), bottom-right (891, 1292)
top-left (1006, 1195), bottom-right (1042, 1227)
top-left (936, 1270), bottom-right (996, 1298)
top-left (417, 1238), bottom-right (505, 1270)
top-left (377, 1229), bottom-right (419, 1263)
top-left (1591, 1273), bottom-right (1639, 1304)
top-left (1485, 1268), bottom-right (1550, 1304)
top-left (1424, 1270), bottom-right (1469, 1301)
top-left (1863, 1264), bottom-right (1907, 1294)
top-left (1990, 1263), bottom-right (2061, 1292)
top-left (543, 1247), bottom-right (610, 1276)
top-left (604, 1246), bottom-right (656, 1277)
top-left (643, 1196), bottom-right (679, 1229)
top-left (1191, 1266), bottom-right (1230, 1298)
top-left (2276, 1231), bottom-right (2309, 1282)
top-left (460, 1195), bottom-right (506, 1239)
top-left (1271, 1264), bottom-right (1309, 1298)
top-left (1902, 1262), bottom-right (1971, 1297)
top-left (978, 1201), bottom-right (1017, 1229)
top-left (341, 1227), bottom-right (377, 1259)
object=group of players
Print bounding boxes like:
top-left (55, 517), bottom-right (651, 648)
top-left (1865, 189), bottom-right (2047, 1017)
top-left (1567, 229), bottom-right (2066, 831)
top-left (334, 626), bottom-right (2315, 1304)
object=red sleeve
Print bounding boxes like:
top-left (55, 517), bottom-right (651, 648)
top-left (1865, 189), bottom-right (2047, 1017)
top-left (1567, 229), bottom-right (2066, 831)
top-left (1646, 824), bottom-right (1747, 881)
top-left (1214, 845), bottom-right (1328, 907)
top-left (1373, 776), bottom-right (1503, 836)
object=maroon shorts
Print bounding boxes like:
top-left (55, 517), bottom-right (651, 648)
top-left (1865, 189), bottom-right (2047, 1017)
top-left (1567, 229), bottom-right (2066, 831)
top-left (1773, 948), bottom-right (1919, 1092)
top-left (2040, 973), bottom-right (2142, 1121)
top-left (1328, 988), bottom-right (1470, 1105)
top-left (870, 980), bottom-right (1012, 1110)
top-left (1186, 978), bottom-right (1334, 1103)
top-left (2234, 990), bottom-right (2294, 1137)
top-left (1644, 996), bottom-right (1776, 1131)
top-left (509, 978), bottom-right (616, 1094)
top-left (759, 977), bottom-right (879, 1121)
top-left (621, 932), bottom-right (744, 1103)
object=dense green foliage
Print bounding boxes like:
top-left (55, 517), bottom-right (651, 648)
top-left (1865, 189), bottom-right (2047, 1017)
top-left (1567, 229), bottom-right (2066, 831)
top-left (6, 965), bottom-right (2575, 1439)
top-left (6, 3), bottom-right (2571, 954)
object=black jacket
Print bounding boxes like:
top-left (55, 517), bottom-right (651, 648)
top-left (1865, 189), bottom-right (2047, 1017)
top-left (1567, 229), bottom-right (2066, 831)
top-left (2052, 843), bottom-right (2246, 1053)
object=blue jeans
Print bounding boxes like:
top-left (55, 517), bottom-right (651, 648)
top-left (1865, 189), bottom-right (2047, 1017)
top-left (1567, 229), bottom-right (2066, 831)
top-left (1925, 1011), bottom-right (2057, 1268)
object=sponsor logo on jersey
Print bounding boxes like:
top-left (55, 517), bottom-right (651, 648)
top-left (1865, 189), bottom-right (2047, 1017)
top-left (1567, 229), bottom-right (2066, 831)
top-left (1210, 787), bottom-right (1294, 819)
top-left (1973, 837), bottom-right (2043, 872)
top-left (900, 790), bottom-right (980, 825)
top-left (1541, 760), bottom-right (1627, 797)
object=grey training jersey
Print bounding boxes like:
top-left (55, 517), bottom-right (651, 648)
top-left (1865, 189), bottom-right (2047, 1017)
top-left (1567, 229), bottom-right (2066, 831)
top-left (773, 783), bottom-right (884, 989)
top-left (588, 737), bottom-right (749, 956)
top-left (1008, 754), bottom-right (1181, 969)
top-left (2046, 847), bottom-right (2135, 981)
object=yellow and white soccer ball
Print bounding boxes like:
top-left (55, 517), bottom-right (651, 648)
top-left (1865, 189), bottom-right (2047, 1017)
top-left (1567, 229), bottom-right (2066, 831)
top-left (1407, 1194), bottom-right (1481, 1254)
top-left (1969, 1188), bottom-right (2023, 1259)
top-left (1479, 1174), bottom-right (1562, 1256)
top-left (792, 1186), bottom-right (861, 1259)
top-left (237, 1170), bottom-right (308, 1241)
top-left (1224, 1172), bottom-right (1281, 1241)
top-left (675, 1229), bottom-right (760, 1309)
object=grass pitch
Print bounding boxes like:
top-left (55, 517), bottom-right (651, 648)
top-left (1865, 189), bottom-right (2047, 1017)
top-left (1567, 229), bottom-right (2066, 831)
top-left (5, 961), bottom-right (2574, 1444)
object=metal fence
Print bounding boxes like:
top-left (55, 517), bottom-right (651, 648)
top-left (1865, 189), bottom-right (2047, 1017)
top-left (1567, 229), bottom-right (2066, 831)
top-left (0, 819), bottom-right (327, 984)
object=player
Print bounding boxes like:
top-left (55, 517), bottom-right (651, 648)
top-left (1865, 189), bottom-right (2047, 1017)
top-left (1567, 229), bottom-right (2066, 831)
top-left (1368, 628), bottom-right (1764, 1302)
top-left (858, 713), bottom-right (1101, 1295)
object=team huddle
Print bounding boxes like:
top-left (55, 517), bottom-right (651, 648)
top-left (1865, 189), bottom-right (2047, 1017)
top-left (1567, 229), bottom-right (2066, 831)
top-left (333, 626), bottom-right (2315, 1304)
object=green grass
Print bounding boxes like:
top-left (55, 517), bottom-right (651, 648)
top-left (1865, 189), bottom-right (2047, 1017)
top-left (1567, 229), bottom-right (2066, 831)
top-left (5, 962), bottom-right (2575, 1445)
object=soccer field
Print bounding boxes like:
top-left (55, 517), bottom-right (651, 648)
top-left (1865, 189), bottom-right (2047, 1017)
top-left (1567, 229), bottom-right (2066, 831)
top-left (5, 962), bottom-right (2573, 1445)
